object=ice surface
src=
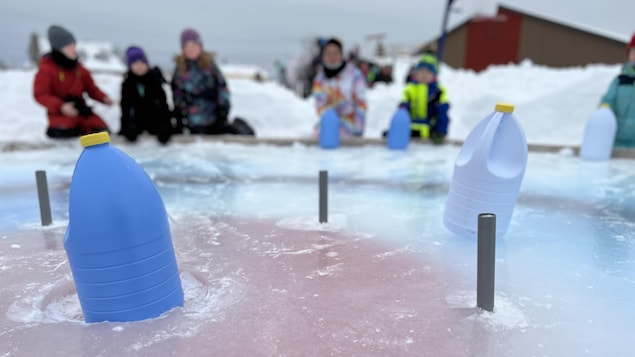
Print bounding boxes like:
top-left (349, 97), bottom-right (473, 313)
top-left (1, 141), bottom-right (634, 356)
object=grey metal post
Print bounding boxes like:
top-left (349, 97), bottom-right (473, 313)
top-left (35, 170), bottom-right (52, 226)
top-left (477, 213), bottom-right (496, 312)
top-left (319, 170), bottom-right (328, 223)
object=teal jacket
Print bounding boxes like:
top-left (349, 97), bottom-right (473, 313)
top-left (601, 63), bottom-right (635, 147)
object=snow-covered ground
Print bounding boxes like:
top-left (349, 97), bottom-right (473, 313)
top-left (0, 57), bottom-right (621, 147)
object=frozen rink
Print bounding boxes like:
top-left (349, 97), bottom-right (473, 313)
top-left (1, 139), bottom-right (634, 356)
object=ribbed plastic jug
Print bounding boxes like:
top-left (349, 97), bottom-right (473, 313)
top-left (387, 108), bottom-right (411, 150)
top-left (320, 108), bottom-right (340, 149)
top-left (64, 132), bottom-right (183, 323)
top-left (444, 103), bottom-right (528, 237)
top-left (580, 105), bottom-right (617, 161)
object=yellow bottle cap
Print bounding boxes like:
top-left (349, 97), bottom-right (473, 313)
top-left (80, 132), bottom-right (110, 147)
top-left (495, 103), bottom-right (514, 113)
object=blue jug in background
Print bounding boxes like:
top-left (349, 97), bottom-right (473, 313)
top-left (387, 108), bottom-right (411, 150)
top-left (64, 132), bottom-right (183, 323)
top-left (320, 108), bottom-right (340, 149)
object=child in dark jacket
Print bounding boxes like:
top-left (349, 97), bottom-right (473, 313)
top-left (120, 46), bottom-right (173, 144)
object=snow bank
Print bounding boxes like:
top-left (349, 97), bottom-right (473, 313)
top-left (0, 59), bottom-right (621, 147)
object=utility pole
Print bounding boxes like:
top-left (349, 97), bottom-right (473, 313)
top-left (437, 0), bottom-right (456, 63)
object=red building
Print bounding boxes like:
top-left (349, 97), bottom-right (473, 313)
top-left (421, 5), bottom-right (630, 72)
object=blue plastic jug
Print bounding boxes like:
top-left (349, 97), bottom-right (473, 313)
top-left (387, 108), bottom-right (411, 150)
top-left (444, 103), bottom-right (528, 238)
top-left (320, 109), bottom-right (340, 149)
top-left (64, 132), bottom-right (183, 323)
top-left (580, 105), bottom-right (617, 161)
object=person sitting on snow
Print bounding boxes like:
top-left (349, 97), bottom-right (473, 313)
top-left (312, 37), bottom-right (367, 137)
top-left (386, 53), bottom-right (450, 144)
top-left (171, 28), bottom-right (254, 136)
top-left (119, 46), bottom-right (174, 144)
top-left (404, 50), bottom-right (436, 84)
top-left (33, 25), bottom-right (113, 138)
top-left (600, 33), bottom-right (635, 148)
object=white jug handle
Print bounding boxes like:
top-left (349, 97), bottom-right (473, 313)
top-left (471, 111), bottom-right (504, 165)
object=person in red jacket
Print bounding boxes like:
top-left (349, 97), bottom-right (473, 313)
top-left (33, 25), bottom-right (113, 138)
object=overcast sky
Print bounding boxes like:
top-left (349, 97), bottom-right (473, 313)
top-left (1, 0), bottom-right (632, 70)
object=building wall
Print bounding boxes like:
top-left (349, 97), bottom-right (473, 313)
top-left (510, 8), bottom-right (627, 67)
top-left (443, 26), bottom-right (467, 69)
top-left (464, 12), bottom-right (522, 71)
top-left (424, 6), bottom-right (628, 71)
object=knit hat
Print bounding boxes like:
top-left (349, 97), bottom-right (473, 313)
top-left (125, 46), bottom-right (148, 67)
top-left (628, 33), bottom-right (635, 54)
top-left (317, 37), bottom-right (329, 49)
top-left (415, 53), bottom-right (439, 75)
top-left (321, 37), bottom-right (343, 55)
top-left (180, 28), bottom-right (202, 48)
top-left (48, 25), bottom-right (76, 51)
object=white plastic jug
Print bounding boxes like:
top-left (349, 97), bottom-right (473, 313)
top-left (580, 105), bottom-right (617, 161)
top-left (444, 103), bottom-right (528, 238)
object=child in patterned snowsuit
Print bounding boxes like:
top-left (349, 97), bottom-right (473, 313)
top-left (312, 38), bottom-right (367, 137)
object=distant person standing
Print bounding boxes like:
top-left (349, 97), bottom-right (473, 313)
top-left (312, 37), bottom-right (367, 137)
top-left (171, 28), bottom-right (254, 135)
top-left (600, 33), bottom-right (635, 148)
top-left (33, 25), bottom-right (113, 138)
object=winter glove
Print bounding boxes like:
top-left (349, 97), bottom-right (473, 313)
top-left (430, 131), bottom-right (446, 145)
top-left (76, 103), bottom-right (94, 118)
top-left (61, 102), bottom-right (79, 117)
top-left (65, 97), bottom-right (93, 118)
